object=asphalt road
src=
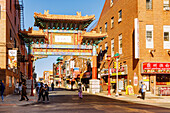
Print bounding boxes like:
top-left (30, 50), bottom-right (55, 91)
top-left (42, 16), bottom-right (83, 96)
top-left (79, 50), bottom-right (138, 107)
top-left (0, 88), bottom-right (170, 113)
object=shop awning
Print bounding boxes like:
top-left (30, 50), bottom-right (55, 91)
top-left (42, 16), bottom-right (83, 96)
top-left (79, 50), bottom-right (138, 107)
top-left (111, 72), bottom-right (127, 76)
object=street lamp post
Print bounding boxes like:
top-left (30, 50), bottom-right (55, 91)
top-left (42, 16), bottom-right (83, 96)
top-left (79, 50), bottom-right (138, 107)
top-left (107, 55), bottom-right (111, 96)
top-left (114, 52), bottom-right (120, 97)
top-left (115, 58), bottom-right (119, 97)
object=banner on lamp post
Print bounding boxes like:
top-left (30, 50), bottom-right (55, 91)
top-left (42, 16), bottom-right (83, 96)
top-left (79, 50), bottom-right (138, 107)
top-left (8, 50), bottom-right (17, 69)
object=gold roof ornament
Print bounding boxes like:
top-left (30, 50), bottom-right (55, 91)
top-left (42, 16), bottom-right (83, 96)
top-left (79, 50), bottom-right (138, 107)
top-left (34, 11), bottom-right (95, 21)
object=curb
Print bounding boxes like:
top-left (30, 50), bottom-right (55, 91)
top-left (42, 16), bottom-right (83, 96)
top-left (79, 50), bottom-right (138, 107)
top-left (84, 91), bottom-right (170, 109)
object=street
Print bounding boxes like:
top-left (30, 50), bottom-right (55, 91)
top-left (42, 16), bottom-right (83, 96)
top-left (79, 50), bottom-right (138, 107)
top-left (0, 88), bottom-right (170, 113)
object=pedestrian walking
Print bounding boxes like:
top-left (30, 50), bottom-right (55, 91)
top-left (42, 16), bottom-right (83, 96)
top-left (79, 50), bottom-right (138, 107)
top-left (0, 81), bottom-right (5, 102)
top-left (38, 82), bottom-right (44, 102)
top-left (18, 82), bottom-right (22, 95)
top-left (15, 82), bottom-right (19, 94)
top-left (141, 82), bottom-right (147, 100)
top-left (51, 82), bottom-right (54, 91)
top-left (78, 82), bottom-right (83, 99)
top-left (43, 84), bottom-right (49, 102)
top-left (19, 83), bottom-right (29, 101)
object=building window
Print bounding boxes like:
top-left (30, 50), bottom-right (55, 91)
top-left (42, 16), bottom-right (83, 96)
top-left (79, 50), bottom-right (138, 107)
top-left (163, 26), bottom-right (170, 49)
top-left (118, 10), bottom-right (122, 23)
top-left (156, 75), bottom-right (170, 82)
top-left (15, 16), bottom-right (16, 25)
top-left (146, 25), bottom-right (153, 48)
top-left (146, 31), bottom-right (152, 41)
top-left (100, 27), bottom-right (102, 33)
top-left (164, 32), bottom-right (169, 41)
top-left (10, 0), bottom-right (12, 11)
top-left (111, 17), bottom-right (114, 28)
top-left (105, 22), bottom-right (107, 32)
top-left (111, 39), bottom-right (114, 57)
top-left (105, 43), bottom-right (108, 60)
top-left (10, 29), bottom-right (12, 41)
top-left (119, 34), bottom-right (122, 54)
top-left (164, 0), bottom-right (170, 10)
top-left (110, 0), bottom-right (113, 7)
top-left (9, 76), bottom-right (12, 87)
top-left (99, 45), bottom-right (102, 61)
top-left (14, 38), bottom-right (16, 48)
top-left (146, 0), bottom-right (152, 10)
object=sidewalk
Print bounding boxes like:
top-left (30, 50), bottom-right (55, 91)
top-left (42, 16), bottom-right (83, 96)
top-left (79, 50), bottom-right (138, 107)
top-left (85, 91), bottom-right (170, 109)
top-left (0, 94), bottom-right (38, 106)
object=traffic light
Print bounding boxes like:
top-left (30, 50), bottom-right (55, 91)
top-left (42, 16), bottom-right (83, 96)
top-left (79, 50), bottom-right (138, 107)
top-left (120, 62), bottom-right (122, 69)
top-left (118, 62), bottom-right (120, 69)
top-left (118, 62), bottom-right (122, 70)
top-left (113, 62), bottom-right (117, 69)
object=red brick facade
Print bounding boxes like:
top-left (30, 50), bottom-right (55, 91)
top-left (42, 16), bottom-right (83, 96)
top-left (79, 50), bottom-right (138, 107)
top-left (96, 0), bottom-right (170, 94)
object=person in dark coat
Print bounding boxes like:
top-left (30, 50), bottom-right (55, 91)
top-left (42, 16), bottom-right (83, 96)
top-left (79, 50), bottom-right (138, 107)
top-left (19, 83), bottom-right (29, 101)
top-left (38, 82), bottom-right (44, 102)
top-left (51, 82), bottom-right (54, 91)
top-left (43, 84), bottom-right (49, 102)
top-left (0, 81), bottom-right (5, 102)
top-left (78, 82), bottom-right (83, 99)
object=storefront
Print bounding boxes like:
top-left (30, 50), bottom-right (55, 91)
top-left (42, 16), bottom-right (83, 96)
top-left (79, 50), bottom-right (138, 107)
top-left (111, 66), bottom-right (128, 91)
top-left (100, 65), bottom-right (128, 92)
top-left (141, 62), bottom-right (170, 95)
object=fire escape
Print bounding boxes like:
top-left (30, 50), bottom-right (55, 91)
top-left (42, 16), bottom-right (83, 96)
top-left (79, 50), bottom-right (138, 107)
top-left (15, 0), bottom-right (24, 30)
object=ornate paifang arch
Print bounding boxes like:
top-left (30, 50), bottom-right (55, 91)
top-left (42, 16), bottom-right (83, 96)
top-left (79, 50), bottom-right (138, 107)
top-left (19, 11), bottom-right (107, 94)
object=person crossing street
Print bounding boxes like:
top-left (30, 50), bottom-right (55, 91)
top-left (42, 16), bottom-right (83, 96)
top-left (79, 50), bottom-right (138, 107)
top-left (0, 81), bottom-right (5, 102)
top-left (43, 84), bottom-right (49, 102)
top-left (78, 82), bottom-right (83, 99)
top-left (19, 83), bottom-right (29, 101)
top-left (141, 82), bottom-right (147, 100)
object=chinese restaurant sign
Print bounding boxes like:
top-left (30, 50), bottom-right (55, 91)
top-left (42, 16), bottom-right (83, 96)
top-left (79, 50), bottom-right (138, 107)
top-left (142, 62), bottom-right (170, 74)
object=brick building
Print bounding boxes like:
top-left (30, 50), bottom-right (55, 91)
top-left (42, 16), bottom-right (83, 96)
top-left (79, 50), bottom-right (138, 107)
top-left (0, 0), bottom-right (28, 95)
top-left (95, 0), bottom-right (170, 95)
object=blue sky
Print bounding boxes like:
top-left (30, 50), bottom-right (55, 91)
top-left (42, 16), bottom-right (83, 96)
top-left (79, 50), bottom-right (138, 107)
top-left (24, 0), bottom-right (105, 79)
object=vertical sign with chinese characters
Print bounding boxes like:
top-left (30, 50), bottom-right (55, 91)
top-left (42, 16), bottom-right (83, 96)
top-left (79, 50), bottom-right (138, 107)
top-left (8, 50), bottom-right (17, 69)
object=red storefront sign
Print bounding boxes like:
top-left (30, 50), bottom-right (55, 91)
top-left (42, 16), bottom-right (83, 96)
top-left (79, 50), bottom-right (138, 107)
top-left (142, 62), bottom-right (170, 74)
top-left (160, 87), bottom-right (170, 96)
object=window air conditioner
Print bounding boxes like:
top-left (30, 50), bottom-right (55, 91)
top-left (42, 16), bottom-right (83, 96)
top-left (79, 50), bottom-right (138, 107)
top-left (118, 18), bottom-right (122, 23)
top-left (165, 7), bottom-right (170, 11)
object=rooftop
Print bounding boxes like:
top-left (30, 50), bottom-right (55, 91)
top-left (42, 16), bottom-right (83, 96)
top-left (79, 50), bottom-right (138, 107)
top-left (34, 10), bottom-right (95, 22)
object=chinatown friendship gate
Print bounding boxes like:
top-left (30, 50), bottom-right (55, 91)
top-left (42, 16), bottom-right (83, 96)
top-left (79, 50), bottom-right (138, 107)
top-left (19, 10), bottom-right (107, 94)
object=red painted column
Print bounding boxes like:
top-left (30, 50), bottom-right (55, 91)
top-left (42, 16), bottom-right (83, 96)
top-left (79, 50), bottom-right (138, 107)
top-left (92, 56), bottom-right (97, 79)
top-left (92, 45), bottom-right (97, 79)
top-left (28, 55), bottom-right (31, 79)
top-left (28, 44), bottom-right (34, 96)
top-left (28, 44), bottom-right (32, 79)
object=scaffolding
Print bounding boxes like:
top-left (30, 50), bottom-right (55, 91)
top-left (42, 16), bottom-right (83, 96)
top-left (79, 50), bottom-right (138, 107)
top-left (15, 0), bottom-right (24, 30)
